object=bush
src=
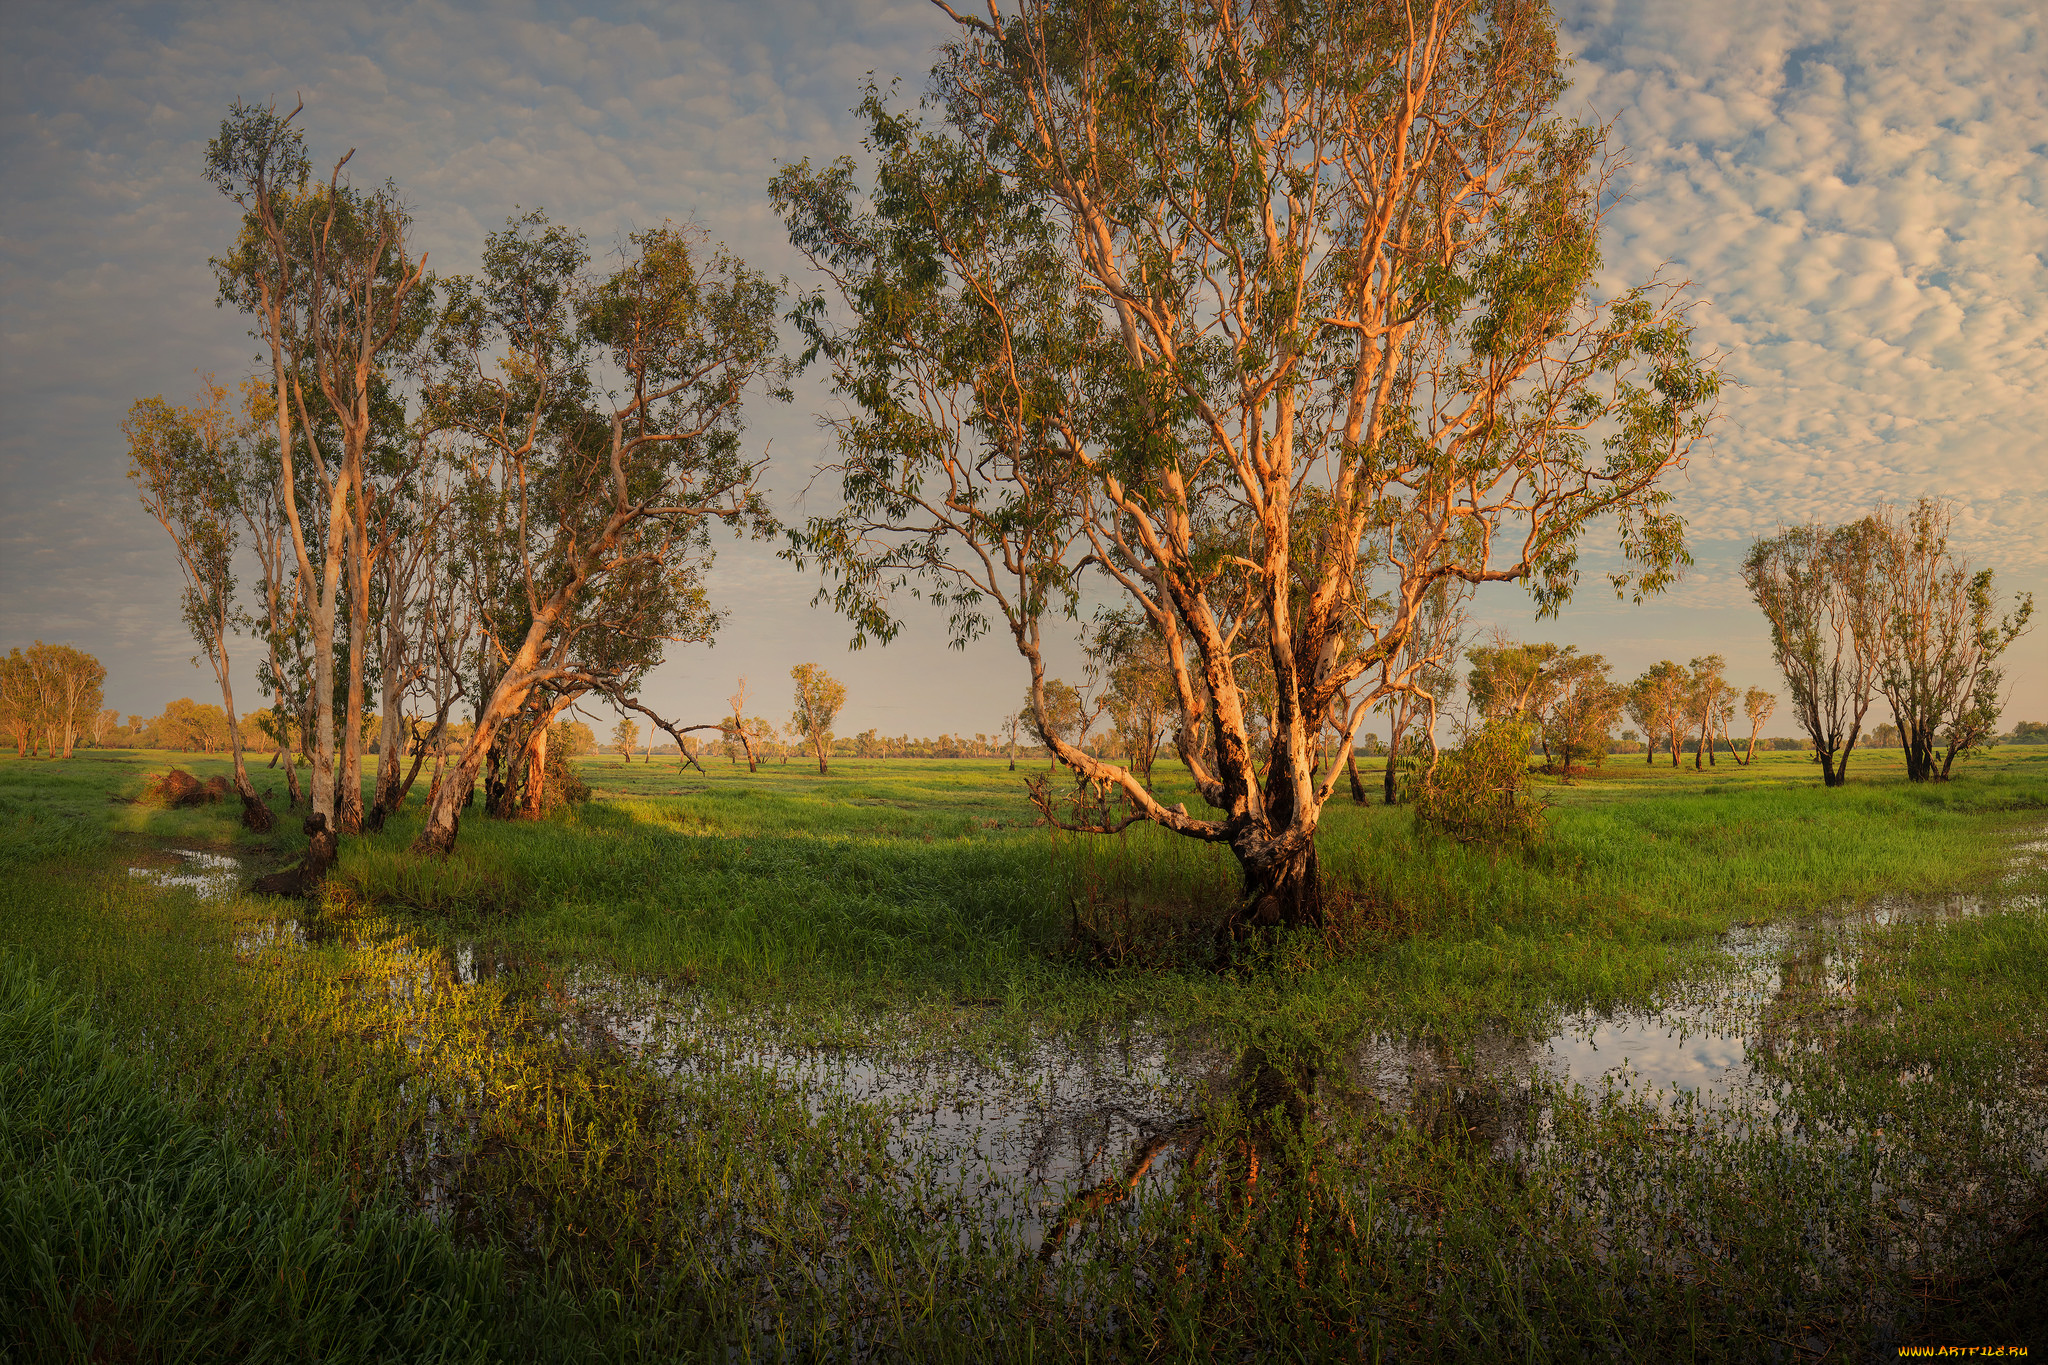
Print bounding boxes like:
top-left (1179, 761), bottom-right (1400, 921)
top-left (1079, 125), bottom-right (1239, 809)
top-left (1412, 720), bottom-right (1545, 849)
top-left (538, 738), bottom-right (590, 811)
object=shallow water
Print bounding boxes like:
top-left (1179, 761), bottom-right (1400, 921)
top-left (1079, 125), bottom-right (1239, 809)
top-left (197, 824), bottom-right (2048, 1269)
top-left (127, 848), bottom-right (242, 901)
top-left (525, 829), bottom-right (2048, 1252)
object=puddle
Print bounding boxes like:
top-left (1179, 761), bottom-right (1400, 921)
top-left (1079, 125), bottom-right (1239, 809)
top-left (525, 831), bottom-right (2048, 1254)
top-left (199, 825), bottom-right (2048, 1279)
top-left (127, 848), bottom-right (242, 901)
top-left (1516, 877), bottom-right (2045, 1110)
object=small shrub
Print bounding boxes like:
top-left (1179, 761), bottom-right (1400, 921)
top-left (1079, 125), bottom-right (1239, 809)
top-left (538, 741), bottom-right (590, 812)
top-left (1412, 719), bottom-right (1546, 850)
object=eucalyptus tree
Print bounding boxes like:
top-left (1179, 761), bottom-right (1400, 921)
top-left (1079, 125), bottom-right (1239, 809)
top-left (1466, 637), bottom-right (1579, 770)
top-left (1542, 654), bottom-right (1621, 778)
top-left (411, 212), bottom-right (788, 853)
top-left (1624, 663), bottom-right (1668, 766)
top-left (209, 100), bottom-right (428, 834)
top-left (791, 663), bottom-right (847, 775)
top-left (775, 0), bottom-right (1718, 934)
top-left (0, 643), bottom-right (105, 760)
top-left (1089, 611), bottom-right (1176, 789)
top-left (123, 379), bottom-right (272, 829)
top-left (1743, 522), bottom-right (1885, 787)
top-left (726, 679), bottom-right (761, 772)
top-left (1866, 498), bottom-right (2033, 781)
top-left (1683, 654), bottom-right (1726, 769)
top-left (1022, 678), bottom-right (1092, 758)
top-left (1737, 685), bottom-right (1776, 766)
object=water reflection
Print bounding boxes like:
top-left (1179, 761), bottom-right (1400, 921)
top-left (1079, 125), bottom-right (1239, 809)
top-left (527, 861), bottom-right (2047, 1253)
top-left (191, 826), bottom-right (2047, 1277)
top-left (127, 848), bottom-right (241, 901)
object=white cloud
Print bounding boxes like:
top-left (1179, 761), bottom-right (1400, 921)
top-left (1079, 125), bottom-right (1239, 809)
top-left (2, 0), bottom-right (2043, 726)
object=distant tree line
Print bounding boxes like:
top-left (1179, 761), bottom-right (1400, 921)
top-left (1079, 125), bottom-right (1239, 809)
top-left (0, 643), bottom-right (106, 758)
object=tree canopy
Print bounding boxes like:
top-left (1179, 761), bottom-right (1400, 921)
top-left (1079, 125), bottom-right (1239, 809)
top-left (774, 0), bottom-right (1721, 934)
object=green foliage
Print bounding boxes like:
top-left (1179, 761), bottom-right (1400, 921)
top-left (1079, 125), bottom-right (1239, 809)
top-left (547, 718), bottom-right (596, 758)
top-left (534, 736), bottom-right (591, 813)
top-left (1022, 676), bottom-right (1086, 748)
top-left (1412, 720), bottom-right (1546, 849)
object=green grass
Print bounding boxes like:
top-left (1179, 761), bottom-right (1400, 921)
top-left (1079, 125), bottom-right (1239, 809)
top-left (0, 954), bottom-right (522, 1362)
top-left (3, 744), bottom-right (2046, 1359)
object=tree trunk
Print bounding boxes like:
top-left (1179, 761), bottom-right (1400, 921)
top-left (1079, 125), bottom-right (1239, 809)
top-left (1345, 748), bottom-right (1367, 804)
top-left (812, 733), bottom-right (829, 775)
top-left (1902, 722), bottom-right (1935, 782)
top-left (413, 599), bottom-right (574, 854)
top-left (521, 725), bottom-right (549, 820)
top-left (395, 718), bottom-right (434, 807)
top-left (1223, 832), bottom-right (1322, 947)
top-left (338, 543), bottom-right (369, 833)
top-left (1381, 725), bottom-right (1404, 805)
top-left (373, 637), bottom-right (407, 818)
top-left (209, 630), bottom-right (274, 832)
top-left (309, 579), bottom-right (339, 829)
top-left (283, 741), bottom-right (303, 807)
top-left (60, 678), bottom-right (79, 758)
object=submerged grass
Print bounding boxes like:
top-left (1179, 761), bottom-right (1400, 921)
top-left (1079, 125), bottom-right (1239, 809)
top-left (3, 746), bottom-right (2046, 1358)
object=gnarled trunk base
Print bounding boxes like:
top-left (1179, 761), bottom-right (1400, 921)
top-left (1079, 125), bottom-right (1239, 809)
top-left (250, 813), bottom-right (337, 896)
top-left (239, 793), bottom-right (275, 833)
top-left (1220, 836), bottom-right (1322, 954)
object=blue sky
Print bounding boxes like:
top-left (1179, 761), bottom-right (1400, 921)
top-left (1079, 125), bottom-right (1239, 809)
top-left (2, 0), bottom-right (2043, 737)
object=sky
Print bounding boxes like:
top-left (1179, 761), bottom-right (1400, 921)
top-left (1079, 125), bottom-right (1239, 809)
top-left (2, 0), bottom-right (2043, 741)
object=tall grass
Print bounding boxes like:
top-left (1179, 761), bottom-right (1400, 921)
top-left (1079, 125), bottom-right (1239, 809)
top-left (0, 955), bottom-right (519, 1362)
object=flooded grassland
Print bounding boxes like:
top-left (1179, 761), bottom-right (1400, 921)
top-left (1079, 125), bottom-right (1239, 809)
top-left (6, 748), bottom-right (2048, 1360)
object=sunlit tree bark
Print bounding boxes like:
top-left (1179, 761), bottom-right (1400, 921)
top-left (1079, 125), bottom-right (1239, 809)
top-left (776, 0), bottom-right (1719, 936)
top-left (411, 213), bottom-right (787, 854)
top-left (209, 101), bottom-right (426, 838)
